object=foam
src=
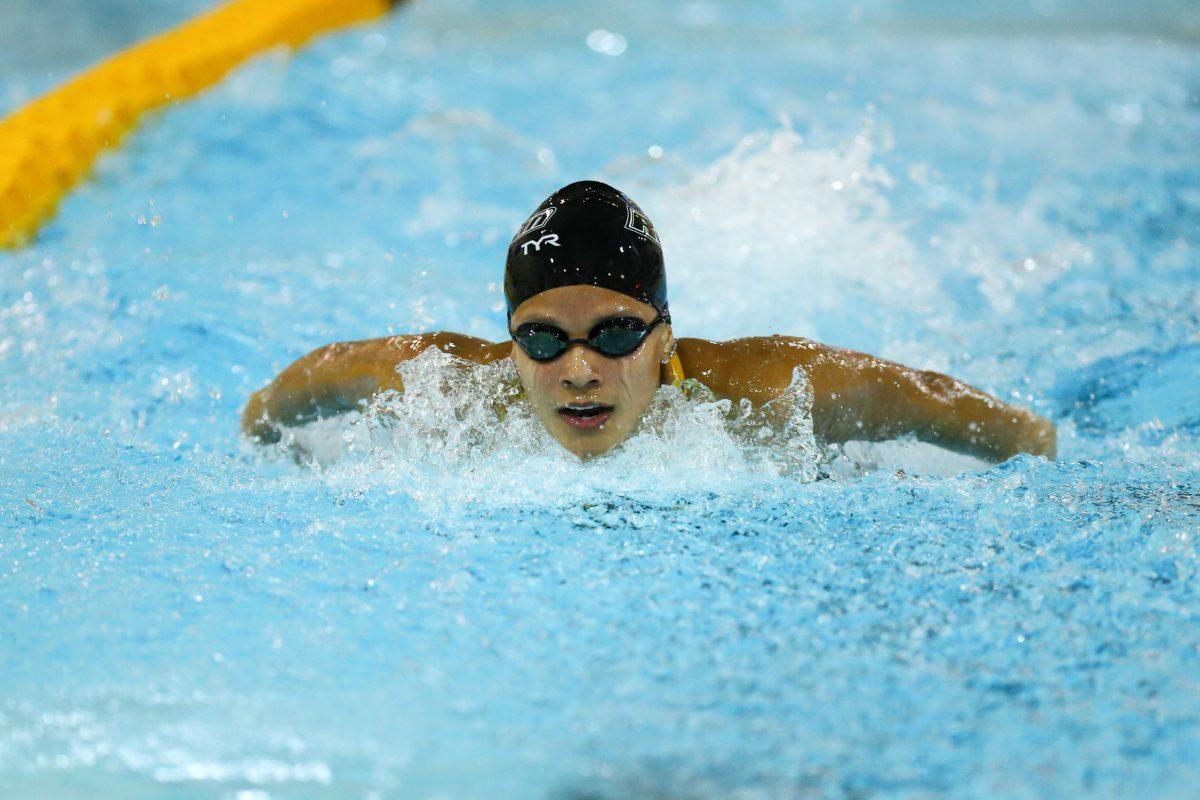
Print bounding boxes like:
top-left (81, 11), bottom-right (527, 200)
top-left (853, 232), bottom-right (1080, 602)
top-left (644, 120), bottom-right (932, 350)
top-left (271, 347), bottom-right (821, 512)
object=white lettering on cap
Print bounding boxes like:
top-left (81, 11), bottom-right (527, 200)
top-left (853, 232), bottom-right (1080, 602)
top-left (624, 204), bottom-right (659, 244)
top-left (520, 233), bottom-right (560, 254)
top-left (517, 207), bottom-right (556, 238)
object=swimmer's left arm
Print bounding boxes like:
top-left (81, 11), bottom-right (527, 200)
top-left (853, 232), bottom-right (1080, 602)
top-left (805, 348), bottom-right (1056, 462)
top-left (683, 337), bottom-right (1056, 462)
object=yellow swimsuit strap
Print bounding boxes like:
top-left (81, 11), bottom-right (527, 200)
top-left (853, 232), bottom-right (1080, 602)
top-left (667, 352), bottom-right (686, 388)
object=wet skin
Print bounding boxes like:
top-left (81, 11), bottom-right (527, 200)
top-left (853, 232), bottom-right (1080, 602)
top-left (507, 287), bottom-right (675, 459)
top-left (242, 286), bottom-right (1057, 462)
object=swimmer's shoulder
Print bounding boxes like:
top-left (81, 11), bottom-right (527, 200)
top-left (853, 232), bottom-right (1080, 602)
top-left (675, 335), bottom-right (833, 402)
top-left (244, 333), bottom-right (511, 439)
top-left (300, 332), bottom-right (511, 389)
top-left (316, 332), bottom-right (510, 360)
top-left (377, 332), bottom-right (512, 364)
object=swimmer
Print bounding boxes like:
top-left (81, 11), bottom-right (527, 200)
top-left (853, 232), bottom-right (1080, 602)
top-left (242, 181), bottom-right (1056, 462)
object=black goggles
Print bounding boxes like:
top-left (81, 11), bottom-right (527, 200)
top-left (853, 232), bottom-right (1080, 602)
top-left (511, 315), bottom-right (664, 362)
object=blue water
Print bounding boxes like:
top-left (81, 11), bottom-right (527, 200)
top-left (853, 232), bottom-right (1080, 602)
top-left (3, 1), bottom-right (1200, 797)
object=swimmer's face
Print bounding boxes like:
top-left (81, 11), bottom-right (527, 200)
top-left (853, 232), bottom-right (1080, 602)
top-left (509, 285), bottom-right (673, 460)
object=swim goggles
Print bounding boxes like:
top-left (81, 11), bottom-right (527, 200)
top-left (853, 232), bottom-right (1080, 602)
top-left (511, 315), bottom-right (664, 362)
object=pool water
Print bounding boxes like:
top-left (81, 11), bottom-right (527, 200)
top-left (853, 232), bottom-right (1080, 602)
top-left (2, 1), bottom-right (1199, 797)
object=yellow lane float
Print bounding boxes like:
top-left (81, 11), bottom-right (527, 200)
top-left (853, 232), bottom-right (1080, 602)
top-left (0, 0), bottom-right (397, 249)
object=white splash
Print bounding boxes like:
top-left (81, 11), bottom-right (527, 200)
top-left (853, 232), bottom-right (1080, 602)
top-left (274, 348), bottom-right (820, 512)
top-left (647, 120), bottom-right (932, 343)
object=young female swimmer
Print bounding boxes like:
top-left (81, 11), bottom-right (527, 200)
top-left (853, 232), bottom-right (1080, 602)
top-left (242, 181), bottom-right (1056, 462)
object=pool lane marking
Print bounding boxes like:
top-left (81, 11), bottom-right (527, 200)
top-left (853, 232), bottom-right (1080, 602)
top-left (0, 0), bottom-right (401, 249)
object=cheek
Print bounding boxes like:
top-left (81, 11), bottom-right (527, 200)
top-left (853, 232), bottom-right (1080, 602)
top-left (515, 359), bottom-right (558, 405)
top-left (609, 354), bottom-right (660, 403)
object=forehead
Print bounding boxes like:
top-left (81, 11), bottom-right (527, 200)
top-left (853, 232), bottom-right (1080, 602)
top-left (510, 285), bottom-right (656, 327)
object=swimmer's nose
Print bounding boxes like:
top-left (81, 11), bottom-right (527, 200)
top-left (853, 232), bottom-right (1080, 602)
top-left (560, 344), bottom-right (601, 389)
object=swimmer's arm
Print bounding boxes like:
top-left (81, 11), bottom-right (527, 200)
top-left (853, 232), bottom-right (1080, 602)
top-left (803, 347), bottom-right (1057, 462)
top-left (241, 333), bottom-right (508, 443)
top-left (681, 337), bottom-right (1056, 462)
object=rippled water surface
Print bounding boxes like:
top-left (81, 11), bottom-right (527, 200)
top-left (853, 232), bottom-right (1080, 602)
top-left (2, 1), bottom-right (1199, 797)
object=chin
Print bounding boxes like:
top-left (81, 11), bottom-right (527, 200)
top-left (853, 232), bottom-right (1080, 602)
top-left (559, 435), bottom-right (615, 460)
top-left (553, 426), bottom-right (624, 460)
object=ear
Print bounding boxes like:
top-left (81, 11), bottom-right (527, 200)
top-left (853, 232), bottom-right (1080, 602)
top-left (658, 324), bottom-right (676, 364)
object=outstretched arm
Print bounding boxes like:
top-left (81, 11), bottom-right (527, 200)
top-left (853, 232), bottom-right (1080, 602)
top-left (678, 336), bottom-right (1056, 462)
top-left (241, 333), bottom-right (507, 443)
top-left (804, 345), bottom-right (1057, 461)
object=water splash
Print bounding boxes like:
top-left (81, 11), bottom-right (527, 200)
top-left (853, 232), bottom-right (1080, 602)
top-left (648, 120), bottom-right (932, 352)
top-left (270, 347), bottom-right (821, 513)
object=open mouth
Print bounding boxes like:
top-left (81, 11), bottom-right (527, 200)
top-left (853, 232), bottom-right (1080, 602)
top-left (557, 403), bottom-right (615, 430)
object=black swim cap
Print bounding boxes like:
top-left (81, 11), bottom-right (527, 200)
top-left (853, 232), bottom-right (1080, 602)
top-left (504, 181), bottom-right (668, 321)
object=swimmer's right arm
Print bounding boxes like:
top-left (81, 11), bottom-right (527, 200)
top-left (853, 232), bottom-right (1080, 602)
top-left (241, 337), bottom-right (406, 443)
top-left (241, 333), bottom-right (509, 443)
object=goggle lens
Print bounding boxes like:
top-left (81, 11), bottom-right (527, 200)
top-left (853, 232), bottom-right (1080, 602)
top-left (519, 329), bottom-right (569, 360)
top-left (590, 322), bottom-right (649, 356)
